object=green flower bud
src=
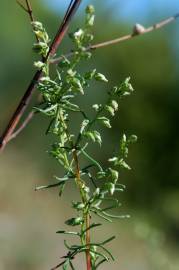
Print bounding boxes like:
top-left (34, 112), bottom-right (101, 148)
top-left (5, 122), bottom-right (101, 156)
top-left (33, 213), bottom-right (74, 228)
top-left (128, 135), bottom-right (138, 143)
top-left (95, 73), bottom-right (108, 83)
top-left (86, 5), bottom-right (95, 15)
top-left (65, 217), bottom-right (83, 226)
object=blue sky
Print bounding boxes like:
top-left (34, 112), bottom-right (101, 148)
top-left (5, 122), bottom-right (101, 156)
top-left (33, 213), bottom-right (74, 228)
top-left (42, 0), bottom-right (179, 23)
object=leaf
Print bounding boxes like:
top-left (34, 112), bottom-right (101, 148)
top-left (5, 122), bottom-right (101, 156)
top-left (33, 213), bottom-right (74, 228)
top-left (84, 131), bottom-right (96, 142)
top-left (34, 61), bottom-right (45, 69)
top-left (56, 230), bottom-right (79, 236)
top-left (65, 217), bottom-right (84, 226)
top-left (101, 203), bottom-right (121, 212)
top-left (73, 28), bottom-right (84, 40)
top-left (105, 182), bottom-right (115, 195)
top-left (72, 201), bottom-right (85, 210)
top-left (59, 182), bottom-right (66, 197)
top-left (128, 134), bottom-right (138, 143)
top-left (86, 14), bottom-right (95, 27)
top-left (81, 149), bottom-right (103, 172)
top-left (84, 130), bottom-right (102, 145)
top-left (89, 238), bottom-right (115, 260)
top-left (105, 105), bottom-right (115, 116)
top-left (63, 260), bottom-right (69, 270)
top-left (118, 159), bottom-right (131, 170)
top-left (108, 157), bottom-right (118, 163)
top-left (91, 209), bottom-right (112, 222)
top-left (34, 104), bottom-right (57, 116)
top-left (97, 117), bottom-right (111, 128)
top-left (67, 69), bottom-right (77, 77)
top-left (116, 77), bottom-right (134, 97)
top-left (85, 5), bottom-right (95, 27)
top-left (95, 73), bottom-right (108, 83)
top-left (100, 236), bottom-right (116, 246)
top-left (69, 261), bottom-right (76, 270)
top-left (92, 104), bottom-right (101, 112)
top-left (80, 119), bottom-right (90, 134)
top-left (92, 252), bottom-right (108, 265)
top-left (97, 171), bottom-right (106, 179)
top-left (102, 211), bottom-right (130, 219)
top-left (63, 101), bottom-right (80, 112)
top-left (81, 223), bottom-right (102, 237)
top-left (86, 5), bottom-right (95, 15)
top-left (111, 100), bottom-right (118, 111)
top-left (58, 57), bottom-right (71, 68)
top-left (108, 168), bottom-right (119, 183)
top-left (35, 180), bottom-right (66, 191)
top-left (84, 69), bottom-right (96, 80)
top-left (71, 77), bottom-right (84, 94)
top-left (95, 259), bottom-right (108, 269)
top-left (31, 21), bottom-right (43, 30)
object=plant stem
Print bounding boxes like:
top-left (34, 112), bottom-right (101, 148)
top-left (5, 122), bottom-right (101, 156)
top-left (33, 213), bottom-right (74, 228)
top-left (0, 0), bottom-right (82, 152)
top-left (51, 12), bottom-right (179, 65)
top-left (2, 11), bottom-right (179, 148)
top-left (85, 213), bottom-right (91, 270)
top-left (73, 148), bottom-right (91, 270)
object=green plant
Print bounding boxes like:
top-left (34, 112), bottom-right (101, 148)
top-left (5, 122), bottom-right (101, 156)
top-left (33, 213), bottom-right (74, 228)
top-left (32, 6), bottom-right (137, 270)
top-left (1, 1), bottom-right (179, 270)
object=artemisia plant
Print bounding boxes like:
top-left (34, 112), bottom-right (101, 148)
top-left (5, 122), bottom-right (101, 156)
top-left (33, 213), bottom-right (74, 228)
top-left (31, 5), bottom-right (136, 270)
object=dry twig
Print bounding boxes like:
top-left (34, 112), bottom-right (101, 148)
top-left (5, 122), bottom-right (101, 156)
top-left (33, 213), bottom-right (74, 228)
top-left (1, 8), bottom-right (179, 149)
top-left (51, 12), bottom-right (179, 64)
top-left (0, 0), bottom-right (82, 151)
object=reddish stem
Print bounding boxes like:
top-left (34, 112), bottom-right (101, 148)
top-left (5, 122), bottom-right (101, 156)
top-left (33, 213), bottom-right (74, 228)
top-left (86, 214), bottom-right (91, 270)
top-left (73, 149), bottom-right (91, 270)
top-left (0, 0), bottom-right (82, 151)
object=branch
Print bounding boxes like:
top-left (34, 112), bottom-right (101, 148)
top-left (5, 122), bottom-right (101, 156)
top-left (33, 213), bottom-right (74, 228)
top-left (0, 0), bottom-right (82, 151)
top-left (17, 0), bottom-right (40, 42)
top-left (7, 0), bottom-right (42, 143)
top-left (51, 12), bottom-right (179, 64)
top-left (2, 11), bottom-right (179, 147)
top-left (7, 111), bottom-right (35, 142)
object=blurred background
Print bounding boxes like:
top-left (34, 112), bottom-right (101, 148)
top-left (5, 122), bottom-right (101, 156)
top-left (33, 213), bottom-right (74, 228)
top-left (0, 0), bottom-right (179, 269)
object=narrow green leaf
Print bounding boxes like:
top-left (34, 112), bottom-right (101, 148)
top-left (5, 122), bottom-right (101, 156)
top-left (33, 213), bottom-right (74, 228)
top-left (65, 217), bottom-right (84, 226)
top-left (95, 259), bottom-right (108, 269)
top-left (56, 230), bottom-right (79, 236)
top-left (35, 180), bottom-right (66, 191)
top-left (81, 223), bottom-right (102, 237)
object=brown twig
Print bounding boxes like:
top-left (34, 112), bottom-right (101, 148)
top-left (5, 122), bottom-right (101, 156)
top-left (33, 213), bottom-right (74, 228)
top-left (16, 0), bottom-right (28, 12)
top-left (47, 0), bottom-right (82, 58)
top-left (7, 0), bottom-right (41, 143)
top-left (72, 148), bottom-right (91, 270)
top-left (7, 111), bottom-right (35, 142)
top-left (85, 213), bottom-right (91, 270)
top-left (6, 11), bottom-right (179, 145)
top-left (51, 12), bottom-right (179, 64)
top-left (0, 0), bottom-right (82, 151)
top-left (17, 0), bottom-right (39, 42)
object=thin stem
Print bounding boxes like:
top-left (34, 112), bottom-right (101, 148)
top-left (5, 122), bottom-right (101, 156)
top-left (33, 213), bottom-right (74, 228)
top-left (17, 0), bottom-right (39, 42)
top-left (51, 12), bottom-right (179, 64)
top-left (85, 213), bottom-right (91, 270)
top-left (7, 110), bottom-right (35, 142)
top-left (0, 0), bottom-right (82, 152)
top-left (47, 0), bottom-right (82, 58)
top-left (72, 148), bottom-right (91, 270)
top-left (90, 13), bottom-right (179, 49)
top-left (1, 11), bottom-right (178, 147)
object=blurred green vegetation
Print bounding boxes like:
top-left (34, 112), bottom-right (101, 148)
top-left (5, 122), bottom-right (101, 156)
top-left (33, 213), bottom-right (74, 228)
top-left (0, 1), bottom-right (179, 269)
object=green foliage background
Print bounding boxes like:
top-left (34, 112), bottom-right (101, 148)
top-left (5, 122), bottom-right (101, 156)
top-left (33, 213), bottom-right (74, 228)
top-left (0, 1), bottom-right (179, 269)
